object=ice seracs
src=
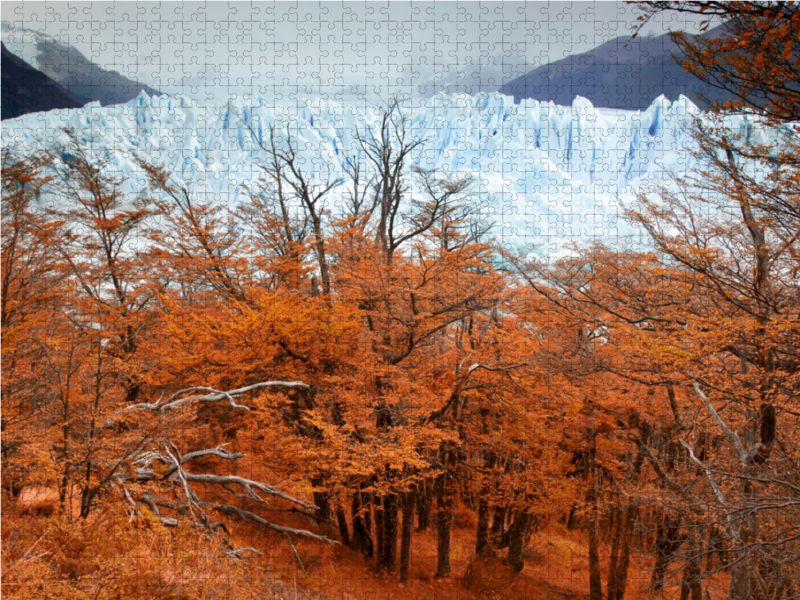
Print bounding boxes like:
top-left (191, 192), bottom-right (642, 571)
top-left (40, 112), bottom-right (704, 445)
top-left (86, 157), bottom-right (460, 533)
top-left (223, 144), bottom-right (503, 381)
top-left (1, 91), bottom-right (770, 252)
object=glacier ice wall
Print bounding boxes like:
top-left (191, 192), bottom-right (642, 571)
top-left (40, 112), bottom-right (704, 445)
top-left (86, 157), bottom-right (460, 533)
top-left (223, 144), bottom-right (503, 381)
top-left (0, 91), bottom-right (759, 251)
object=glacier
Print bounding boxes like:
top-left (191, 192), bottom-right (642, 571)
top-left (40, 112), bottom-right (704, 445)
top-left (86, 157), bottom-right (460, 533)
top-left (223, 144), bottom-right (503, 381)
top-left (0, 90), bottom-right (771, 253)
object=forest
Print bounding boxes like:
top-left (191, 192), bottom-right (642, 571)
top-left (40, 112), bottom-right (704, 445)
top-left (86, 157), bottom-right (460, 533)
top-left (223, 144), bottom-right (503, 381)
top-left (1, 3), bottom-right (799, 599)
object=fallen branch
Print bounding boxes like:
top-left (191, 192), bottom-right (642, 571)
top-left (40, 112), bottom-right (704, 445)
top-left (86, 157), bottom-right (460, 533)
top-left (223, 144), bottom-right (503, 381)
top-left (133, 444), bottom-right (245, 481)
top-left (183, 472), bottom-right (317, 510)
top-left (227, 547), bottom-right (264, 559)
top-left (202, 501), bottom-right (340, 545)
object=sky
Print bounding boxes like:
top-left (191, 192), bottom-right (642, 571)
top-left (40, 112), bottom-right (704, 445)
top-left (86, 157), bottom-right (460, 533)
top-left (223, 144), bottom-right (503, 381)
top-left (1, 1), bottom-right (708, 103)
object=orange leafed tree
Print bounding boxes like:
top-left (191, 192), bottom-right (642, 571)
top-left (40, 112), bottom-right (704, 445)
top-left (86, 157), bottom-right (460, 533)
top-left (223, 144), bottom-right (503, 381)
top-left (4, 14), bottom-right (800, 594)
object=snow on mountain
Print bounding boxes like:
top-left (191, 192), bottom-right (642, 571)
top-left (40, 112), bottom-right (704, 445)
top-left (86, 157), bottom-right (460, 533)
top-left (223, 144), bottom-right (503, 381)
top-left (0, 90), bottom-right (764, 252)
top-left (1, 22), bottom-right (50, 71)
top-left (1, 22), bottom-right (161, 110)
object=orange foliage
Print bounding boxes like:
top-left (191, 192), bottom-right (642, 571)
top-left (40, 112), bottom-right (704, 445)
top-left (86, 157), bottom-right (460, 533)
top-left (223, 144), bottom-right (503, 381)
top-left (4, 31), bottom-right (800, 596)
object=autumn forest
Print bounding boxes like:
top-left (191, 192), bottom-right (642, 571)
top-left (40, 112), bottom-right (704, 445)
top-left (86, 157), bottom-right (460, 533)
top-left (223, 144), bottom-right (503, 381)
top-left (2, 3), bottom-right (800, 599)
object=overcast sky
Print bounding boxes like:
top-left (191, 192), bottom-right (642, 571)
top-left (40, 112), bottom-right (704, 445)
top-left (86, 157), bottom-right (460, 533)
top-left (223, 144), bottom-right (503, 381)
top-left (1, 1), bottom-right (708, 103)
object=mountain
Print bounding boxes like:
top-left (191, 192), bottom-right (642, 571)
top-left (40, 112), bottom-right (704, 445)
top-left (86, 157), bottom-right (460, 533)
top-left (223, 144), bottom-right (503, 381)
top-left (1, 22), bottom-right (161, 119)
top-left (1, 42), bottom-right (80, 120)
top-left (498, 27), bottom-right (736, 110)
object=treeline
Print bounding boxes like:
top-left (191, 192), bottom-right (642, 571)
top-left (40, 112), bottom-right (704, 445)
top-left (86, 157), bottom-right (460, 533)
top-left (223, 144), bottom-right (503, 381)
top-left (2, 3), bottom-right (800, 599)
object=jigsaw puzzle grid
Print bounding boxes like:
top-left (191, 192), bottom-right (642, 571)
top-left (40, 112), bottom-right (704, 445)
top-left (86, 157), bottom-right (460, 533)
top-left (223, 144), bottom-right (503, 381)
top-left (1, 2), bottom-right (726, 596)
top-left (1, 1), bottom-right (713, 257)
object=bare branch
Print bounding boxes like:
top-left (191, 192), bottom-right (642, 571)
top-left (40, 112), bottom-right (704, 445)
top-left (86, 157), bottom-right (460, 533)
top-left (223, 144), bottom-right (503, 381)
top-left (200, 501), bottom-right (340, 545)
top-left (678, 437), bottom-right (739, 542)
top-left (128, 381), bottom-right (310, 412)
top-left (164, 443), bottom-right (202, 522)
top-left (420, 362), bottom-right (527, 425)
top-left (284, 533), bottom-right (307, 575)
top-left (134, 444), bottom-right (245, 480)
top-left (227, 547), bottom-right (264, 559)
top-left (123, 487), bottom-right (141, 520)
top-left (182, 472), bottom-right (317, 510)
top-left (692, 382), bottom-right (752, 465)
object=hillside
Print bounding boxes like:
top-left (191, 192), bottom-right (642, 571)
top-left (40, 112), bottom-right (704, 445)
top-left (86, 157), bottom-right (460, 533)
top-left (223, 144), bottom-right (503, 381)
top-left (1, 42), bottom-right (79, 120)
top-left (499, 27), bottom-right (736, 110)
top-left (1, 22), bottom-right (161, 119)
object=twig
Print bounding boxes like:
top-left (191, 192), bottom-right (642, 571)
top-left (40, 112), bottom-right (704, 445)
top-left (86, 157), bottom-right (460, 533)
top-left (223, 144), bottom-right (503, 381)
top-left (284, 533), bottom-right (308, 575)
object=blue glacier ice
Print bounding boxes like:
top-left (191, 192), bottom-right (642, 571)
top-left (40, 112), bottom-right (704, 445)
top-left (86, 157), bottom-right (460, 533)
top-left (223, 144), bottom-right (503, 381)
top-left (0, 91), bottom-right (773, 253)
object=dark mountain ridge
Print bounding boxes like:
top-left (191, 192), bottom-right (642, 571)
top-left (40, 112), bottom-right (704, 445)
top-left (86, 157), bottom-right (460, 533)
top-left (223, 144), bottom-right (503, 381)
top-left (499, 26), bottom-right (736, 110)
top-left (2, 23), bottom-right (161, 120)
top-left (2, 42), bottom-right (79, 120)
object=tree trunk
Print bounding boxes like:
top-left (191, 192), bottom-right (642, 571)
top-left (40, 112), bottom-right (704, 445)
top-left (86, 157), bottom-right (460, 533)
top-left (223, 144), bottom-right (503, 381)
top-left (475, 452), bottom-right (497, 556)
top-left (351, 490), bottom-right (373, 557)
top-left (507, 510), bottom-right (532, 573)
top-left (588, 428), bottom-right (602, 600)
top-left (336, 503), bottom-right (351, 547)
top-left (399, 488), bottom-right (416, 582)
top-left (729, 478), bottom-right (758, 600)
top-left (706, 526), bottom-right (725, 572)
top-left (59, 464), bottom-right (70, 515)
top-left (475, 493), bottom-right (492, 556)
top-left (79, 486), bottom-right (93, 519)
top-left (607, 506), bottom-right (636, 600)
top-left (375, 493), bottom-right (385, 566)
top-left (607, 509), bottom-right (625, 600)
top-left (491, 504), bottom-right (507, 537)
top-left (566, 503), bottom-right (579, 530)
top-left (680, 535), bottom-right (703, 600)
top-left (379, 492), bottom-right (398, 570)
top-left (311, 477), bottom-right (330, 523)
top-left (728, 556), bottom-right (752, 600)
top-left (652, 513), bottom-right (683, 590)
top-left (588, 500), bottom-right (603, 600)
top-left (435, 472), bottom-right (454, 577)
top-left (417, 480), bottom-right (431, 531)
